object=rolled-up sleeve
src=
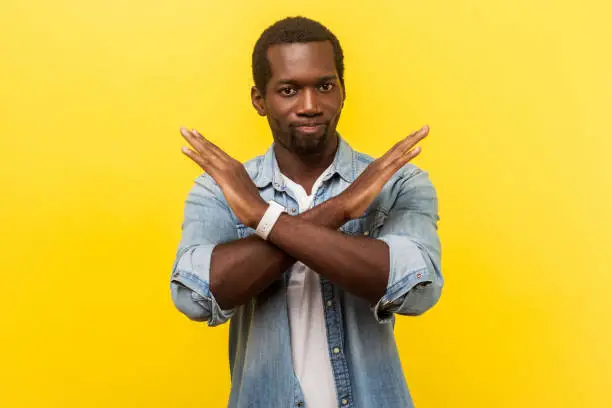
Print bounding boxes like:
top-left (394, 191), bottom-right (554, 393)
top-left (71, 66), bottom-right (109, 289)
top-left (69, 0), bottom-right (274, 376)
top-left (372, 167), bottom-right (443, 323)
top-left (170, 174), bottom-right (238, 326)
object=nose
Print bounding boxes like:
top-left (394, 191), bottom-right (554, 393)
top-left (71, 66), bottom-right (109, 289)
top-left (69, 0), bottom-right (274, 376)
top-left (296, 88), bottom-right (322, 117)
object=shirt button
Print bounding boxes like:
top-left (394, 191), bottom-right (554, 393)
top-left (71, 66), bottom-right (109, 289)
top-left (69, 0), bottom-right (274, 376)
top-left (290, 208), bottom-right (297, 214)
top-left (341, 399), bottom-right (349, 405)
top-left (333, 347), bottom-right (340, 354)
top-left (296, 402), bottom-right (304, 407)
top-left (327, 300), bottom-right (333, 307)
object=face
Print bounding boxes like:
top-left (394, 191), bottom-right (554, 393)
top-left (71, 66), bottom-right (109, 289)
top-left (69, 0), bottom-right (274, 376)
top-left (251, 41), bottom-right (345, 156)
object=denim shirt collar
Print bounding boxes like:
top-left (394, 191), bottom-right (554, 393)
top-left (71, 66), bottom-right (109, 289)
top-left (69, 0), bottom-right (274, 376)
top-left (253, 134), bottom-right (355, 189)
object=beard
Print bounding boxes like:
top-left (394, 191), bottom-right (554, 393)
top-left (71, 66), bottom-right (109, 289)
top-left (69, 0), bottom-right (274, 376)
top-left (269, 116), bottom-right (337, 156)
top-left (268, 108), bottom-right (342, 156)
top-left (285, 122), bottom-right (330, 155)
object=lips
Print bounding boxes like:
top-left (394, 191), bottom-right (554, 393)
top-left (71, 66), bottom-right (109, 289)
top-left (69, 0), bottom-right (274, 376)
top-left (293, 122), bottom-right (326, 134)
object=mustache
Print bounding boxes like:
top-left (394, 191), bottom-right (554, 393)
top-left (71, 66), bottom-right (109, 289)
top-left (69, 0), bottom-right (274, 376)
top-left (290, 121), bottom-right (329, 128)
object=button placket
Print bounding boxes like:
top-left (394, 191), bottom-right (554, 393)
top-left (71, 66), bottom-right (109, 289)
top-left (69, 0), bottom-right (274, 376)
top-left (320, 261), bottom-right (354, 407)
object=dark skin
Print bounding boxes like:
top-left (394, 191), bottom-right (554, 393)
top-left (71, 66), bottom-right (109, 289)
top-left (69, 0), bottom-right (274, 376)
top-left (180, 41), bottom-right (429, 309)
top-left (255, 42), bottom-right (343, 194)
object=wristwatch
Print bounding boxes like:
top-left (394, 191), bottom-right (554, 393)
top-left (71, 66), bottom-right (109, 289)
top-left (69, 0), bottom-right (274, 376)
top-left (255, 200), bottom-right (286, 240)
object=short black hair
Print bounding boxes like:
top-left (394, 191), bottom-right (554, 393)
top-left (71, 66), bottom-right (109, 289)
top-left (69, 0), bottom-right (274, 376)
top-left (251, 16), bottom-right (345, 97)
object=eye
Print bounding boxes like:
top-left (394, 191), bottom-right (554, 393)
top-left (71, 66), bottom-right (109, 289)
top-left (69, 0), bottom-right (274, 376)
top-left (318, 82), bottom-right (335, 92)
top-left (279, 86), bottom-right (297, 97)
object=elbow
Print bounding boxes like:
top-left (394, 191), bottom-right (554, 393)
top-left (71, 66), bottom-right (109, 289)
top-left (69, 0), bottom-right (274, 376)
top-left (175, 303), bottom-right (211, 323)
top-left (397, 281), bottom-right (443, 317)
top-left (171, 282), bottom-right (212, 323)
top-left (171, 282), bottom-right (236, 327)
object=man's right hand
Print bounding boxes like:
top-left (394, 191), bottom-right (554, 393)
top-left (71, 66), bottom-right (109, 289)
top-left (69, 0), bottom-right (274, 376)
top-left (339, 125), bottom-right (430, 220)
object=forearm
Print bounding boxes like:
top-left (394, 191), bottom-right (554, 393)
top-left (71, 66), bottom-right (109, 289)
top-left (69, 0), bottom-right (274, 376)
top-left (182, 125), bottom-right (431, 312)
top-left (210, 197), bottom-right (347, 309)
top-left (267, 214), bottom-right (389, 303)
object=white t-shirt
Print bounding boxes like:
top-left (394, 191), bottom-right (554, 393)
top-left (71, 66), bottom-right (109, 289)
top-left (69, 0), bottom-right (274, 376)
top-left (281, 167), bottom-right (338, 408)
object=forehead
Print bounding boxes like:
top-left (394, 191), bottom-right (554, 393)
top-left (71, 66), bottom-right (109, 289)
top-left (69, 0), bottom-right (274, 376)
top-left (266, 41), bottom-right (337, 82)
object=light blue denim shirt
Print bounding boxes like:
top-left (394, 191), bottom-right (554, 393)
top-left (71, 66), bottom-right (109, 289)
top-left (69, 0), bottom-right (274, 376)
top-left (170, 136), bottom-right (443, 408)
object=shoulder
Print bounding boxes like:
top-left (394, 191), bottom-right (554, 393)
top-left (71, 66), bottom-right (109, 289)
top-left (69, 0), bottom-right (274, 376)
top-left (242, 153), bottom-right (266, 181)
top-left (350, 149), bottom-right (437, 219)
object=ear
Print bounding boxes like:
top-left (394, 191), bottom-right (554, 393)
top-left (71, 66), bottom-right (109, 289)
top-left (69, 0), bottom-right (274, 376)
top-left (251, 86), bottom-right (266, 116)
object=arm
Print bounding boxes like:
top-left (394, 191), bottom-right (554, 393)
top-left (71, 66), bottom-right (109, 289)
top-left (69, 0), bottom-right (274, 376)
top-left (209, 196), bottom-right (347, 310)
top-left (266, 213), bottom-right (389, 303)
top-left (174, 126), bottom-right (431, 323)
top-left (170, 175), bottom-right (349, 324)
top-left (370, 167), bottom-right (443, 322)
top-left (264, 165), bottom-right (443, 314)
top-left (170, 176), bottom-right (239, 325)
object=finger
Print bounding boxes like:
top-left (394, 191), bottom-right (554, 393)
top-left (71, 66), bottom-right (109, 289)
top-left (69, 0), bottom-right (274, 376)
top-left (392, 126), bottom-right (427, 161)
top-left (412, 125), bottom-right (429, 142)
top-left (396, 130), bottom-right (418, 152)
top-left (382, 125), bottom-right (428, 163)
top-left (181, 146), bottom-right (210, 170)
top-left (180, 127), bottom-right (207, 153)
top-left (192, 128), bottom-right (236, 163)
top-left (404, 146), bottom-right (422, 160)
top-left (381, 131), bottom-right (415, 160)
top-left (191, 129), bottom-right (226, 159)
top-left (387, 146), bottom-right (422, 172)
top-left (180, 127), bottom-right (226, 164)
top-left (401, 125), bottom-right (430, 150)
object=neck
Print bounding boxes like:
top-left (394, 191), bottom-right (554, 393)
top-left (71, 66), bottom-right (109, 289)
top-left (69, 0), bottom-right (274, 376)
top-left (274, 135), bottom-right (339, 195)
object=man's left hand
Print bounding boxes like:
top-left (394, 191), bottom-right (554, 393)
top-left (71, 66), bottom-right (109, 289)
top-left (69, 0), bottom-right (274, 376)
top-left (180, 127), bottom-right (267, 229)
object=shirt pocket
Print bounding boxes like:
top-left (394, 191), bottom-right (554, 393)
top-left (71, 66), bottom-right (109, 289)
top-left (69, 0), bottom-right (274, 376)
top-left (340, 209), bottom-right (387, 237)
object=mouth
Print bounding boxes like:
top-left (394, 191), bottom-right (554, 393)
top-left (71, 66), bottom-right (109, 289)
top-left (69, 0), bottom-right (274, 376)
top-left (293, 123), bottom-right (327, 135)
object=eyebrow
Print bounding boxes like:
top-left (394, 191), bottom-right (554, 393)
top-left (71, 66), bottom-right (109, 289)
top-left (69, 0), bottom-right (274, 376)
top-left (276, 75), bottom-right (338, 86)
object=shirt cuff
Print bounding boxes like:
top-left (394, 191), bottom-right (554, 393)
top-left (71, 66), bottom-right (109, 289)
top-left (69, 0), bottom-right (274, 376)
top-left (372, 234), bottom-right (437, 323)
top-left (171, 245), bottom-right (236, 326)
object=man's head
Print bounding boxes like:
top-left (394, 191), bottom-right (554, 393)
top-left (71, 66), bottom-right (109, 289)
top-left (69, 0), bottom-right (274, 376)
top-left (251, 17), bottom-right (346, 156)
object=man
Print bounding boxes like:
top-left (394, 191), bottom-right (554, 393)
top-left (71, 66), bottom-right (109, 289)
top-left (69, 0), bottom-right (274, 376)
top-left (170, 16), bottom-right (443, 408)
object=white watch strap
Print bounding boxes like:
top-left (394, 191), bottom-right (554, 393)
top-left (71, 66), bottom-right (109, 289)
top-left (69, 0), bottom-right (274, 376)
top-left (255, 201), bottom-right (285, 240)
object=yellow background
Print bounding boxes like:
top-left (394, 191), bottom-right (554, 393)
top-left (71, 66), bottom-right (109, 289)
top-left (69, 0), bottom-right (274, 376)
top-left (1, 0), bottom-right (610, 407)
